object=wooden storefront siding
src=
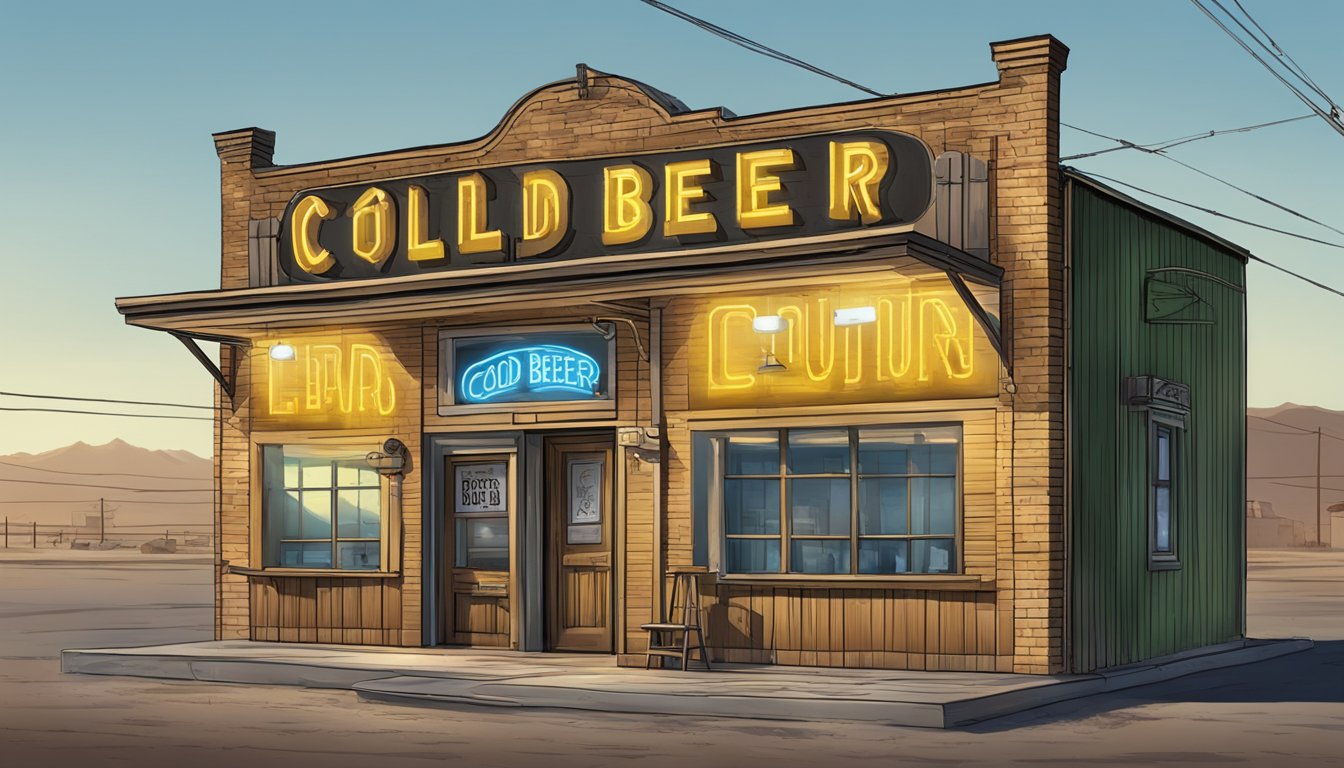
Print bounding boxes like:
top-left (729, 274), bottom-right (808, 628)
top-left (700, 584), bottom-right (999, 671)
top-left (249, 576), bottom-right (403, 645)
top-left (1067, 178), bottom-right (1246, 672)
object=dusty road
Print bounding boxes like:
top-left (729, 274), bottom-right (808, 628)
top-left (0, 549), bottom-right (1341, 767)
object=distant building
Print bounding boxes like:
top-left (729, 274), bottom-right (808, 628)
top-left (1330, 505), bottom-right (1344, 549)
top-left (1247, 500), bottom-right (1306, 548)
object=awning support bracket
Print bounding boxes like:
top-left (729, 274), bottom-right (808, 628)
top-left (946, 270), bottom-right (1012, 380)
top-left (170, 332), bottom-right (245, 400)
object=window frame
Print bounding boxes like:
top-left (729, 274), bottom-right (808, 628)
top-left (710, 424), bottom-right (963, 578)
top-left (1147, 410), bottom-right (1184, 571)
top-left (252, 441), bottom-right (396, 575)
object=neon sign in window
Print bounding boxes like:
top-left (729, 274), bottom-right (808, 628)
top-left (452, 332), bottom-right (610, 405)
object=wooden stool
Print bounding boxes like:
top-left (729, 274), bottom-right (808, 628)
top-left (641, 567), bottom-right (712, 671)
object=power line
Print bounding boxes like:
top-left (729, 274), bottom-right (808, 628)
top-left (0, 390), bottom-right (214, 411)
top-left (1250, 475), bottom-right (1344, 480)
top-left (1249, 424), bottom-right (1314, 436)
top-left (0, 477), bottom-right (212, 492)
top-left (1060, 114), bottom-right (1314, 161)
top-left (637, 0), bottom-right (886, 97)
top-left (1189, 0), bottom-right (1344, 139)
top-left (1063, 122), bottom-right (1344, 239)
top-left (1224, 0), bottom-right (1338, 111)
top-left (1269, 480), bottom-right (1344, 493)
top-left (0, 406), bottom-right (212, 422)
top-left (1073, 170), bottom-right (1344, 301)
top-left (1248, 414), bottom-right (1344, 443)
top-left (0, 459), bottom-right (204, 481)
top-left (0, 498), bottom-right (210, 505)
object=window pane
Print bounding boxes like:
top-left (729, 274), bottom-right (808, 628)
top-left (859, 425), bottom-right (959, 475)
top-left (359, 490), bottom-right (381, 539)
top-left (859, 539), bottom-right (909, 574)
top-left (301, 459), bottom-right (333, 489)
top-left (337, 542), bottom-right (380, 571)
top-left (857, 429), bottom-right (908, 474)
top-left (336, 490), bottom-right (361, 539)
top-left (336, 460), bottom-right (366, 487)
top-left (301, 490), bottom-right (332, 539)
top-left (724, 479), bottom-right (780, 535)
top-left (280, 542), bottom-right (332, 568)
top-left (726, 539), bottom-right (780, 573)
top-left (279, 490), bottom-right (302, 539)
top-left (910, 477), bottom-right (956, 535)
top-left (791, 539), bottom-right (850, 574)
top-left (458, 517), bottom-right (509, 570)
top-left (789, 479), bottom-right (850, 535)
top-left (859, 477), bottom-right (908, 534)
top-left (1155, 487), bottom-right (1172, 552)
top-left (1157, 427), bottom-right (1171, 482)
top-left (282, 454), bottom-right (301, 488)
top-left (911, 539), bottom-right (954, 573)
top-left (725, 433), bottom-right (779, 475)
top-left (787, 429), bottom-right (850, 474)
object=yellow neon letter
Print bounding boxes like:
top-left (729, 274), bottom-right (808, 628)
top-left (736, 148), bottom-right (797, 229)
top-left (519, 169), bottom-right (570, 258)
top-left (290, 195), bottom-right (337, 274)
top-left (828, 141), bottom-right (889, 224)
top-left (457, 173), bottom-right (503, 255)
top-left (406, 185), bottom-right (445, 262)
top-left (664, 159), bottom-right (718, 237)
top-left (349, 187), bottom-right (395, 265)
top-left (602, 164), bottom-right (654, 246)
top-left (707, 305), bottom-right (757, 390)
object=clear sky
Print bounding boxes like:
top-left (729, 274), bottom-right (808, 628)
top-left (2, 0), bottom-right (1341, 458)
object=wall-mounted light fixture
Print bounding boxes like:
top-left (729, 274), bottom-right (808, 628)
top-left (268, 343), bottom-right (296, 361)
top-left (752, 315), bottom-right (787, 334)
top-left (833, 306), bottom-right (877, 326)
top-left (758, 352), bottom-right (787, 373)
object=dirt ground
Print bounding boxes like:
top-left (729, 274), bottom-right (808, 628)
top-left (0, 549), bottom-right (1341, 768)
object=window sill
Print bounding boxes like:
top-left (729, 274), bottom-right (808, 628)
top-left (1147, 558), bottom-right (1182, 572)
top-left (225, 565), bottom-right (401, 579)
top-left (711, 573), bottom-right (991, 591)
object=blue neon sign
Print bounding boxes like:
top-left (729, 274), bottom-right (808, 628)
top-left (453, 332), bottom-right (609, 405)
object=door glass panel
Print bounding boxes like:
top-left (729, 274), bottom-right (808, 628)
top-left (457, 516), bottom-right (509, 570)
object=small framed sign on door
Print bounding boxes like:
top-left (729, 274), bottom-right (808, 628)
top-left (567, 458), bottom-right (603, 543)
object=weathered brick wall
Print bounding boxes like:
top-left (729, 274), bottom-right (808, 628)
top-left (207, 34), bottom-right (1067, 669)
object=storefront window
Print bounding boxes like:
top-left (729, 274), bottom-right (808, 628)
top-left (262, 446), bottom-right (382, 570)
top-left (716, 425), bottom-right (960, 576)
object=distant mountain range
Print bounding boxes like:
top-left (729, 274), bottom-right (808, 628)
top-left (1247, 403), bottom-right (1344, 545)
top-left (1, 410), bottom-right (1337, 544)
top-left (0, 439), bottom-right (211, 534)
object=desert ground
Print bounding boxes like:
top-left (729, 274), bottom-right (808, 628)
top-left (0, 549), bottom-right (1341, 768)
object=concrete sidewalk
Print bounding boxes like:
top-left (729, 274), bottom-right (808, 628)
top-left (61, 637), bottom-right (1310, 728)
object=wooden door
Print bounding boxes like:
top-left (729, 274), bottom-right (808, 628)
top-left (546, 436), bottom-right (614, 652)
top-left (444, 454), bottom-right (513, 647)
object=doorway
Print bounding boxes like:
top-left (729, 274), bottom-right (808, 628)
top-left (545, 434), bottom-right (615, 652)
top-left (443, 453), bottom-right (513, 647)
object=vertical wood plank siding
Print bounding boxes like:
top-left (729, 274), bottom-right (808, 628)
top-left (1068, 179), bottom-right (1246, 671)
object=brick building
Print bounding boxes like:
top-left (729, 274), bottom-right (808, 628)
top-left (117, 34), bottom-right (1248, 674)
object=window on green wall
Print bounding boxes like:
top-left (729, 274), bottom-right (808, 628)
top-left (1148, 415), bottom-right (1183, 571)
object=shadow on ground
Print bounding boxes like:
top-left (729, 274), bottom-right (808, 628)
top-left (966, 640), bottom-right (1344, 732)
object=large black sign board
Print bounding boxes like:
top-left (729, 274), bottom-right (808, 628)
top-left (276, 130), bottom-right (933, 283)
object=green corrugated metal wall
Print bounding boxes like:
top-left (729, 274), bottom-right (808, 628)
top-left (1068, 177), bottom-right (1247, 672)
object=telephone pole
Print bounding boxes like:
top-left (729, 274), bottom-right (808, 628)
top-left (1316, 428), bottom-right (1323, 546)
top-left (100, 498), bottom-right (106, 544)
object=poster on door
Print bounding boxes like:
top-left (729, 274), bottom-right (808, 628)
top-left (567, 459), bottom-right (604, 543)
top-left (456, 462), bottom-right (507, 513)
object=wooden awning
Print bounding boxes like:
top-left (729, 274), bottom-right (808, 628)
top-left (117, 230), bottom-right (1001, 344)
